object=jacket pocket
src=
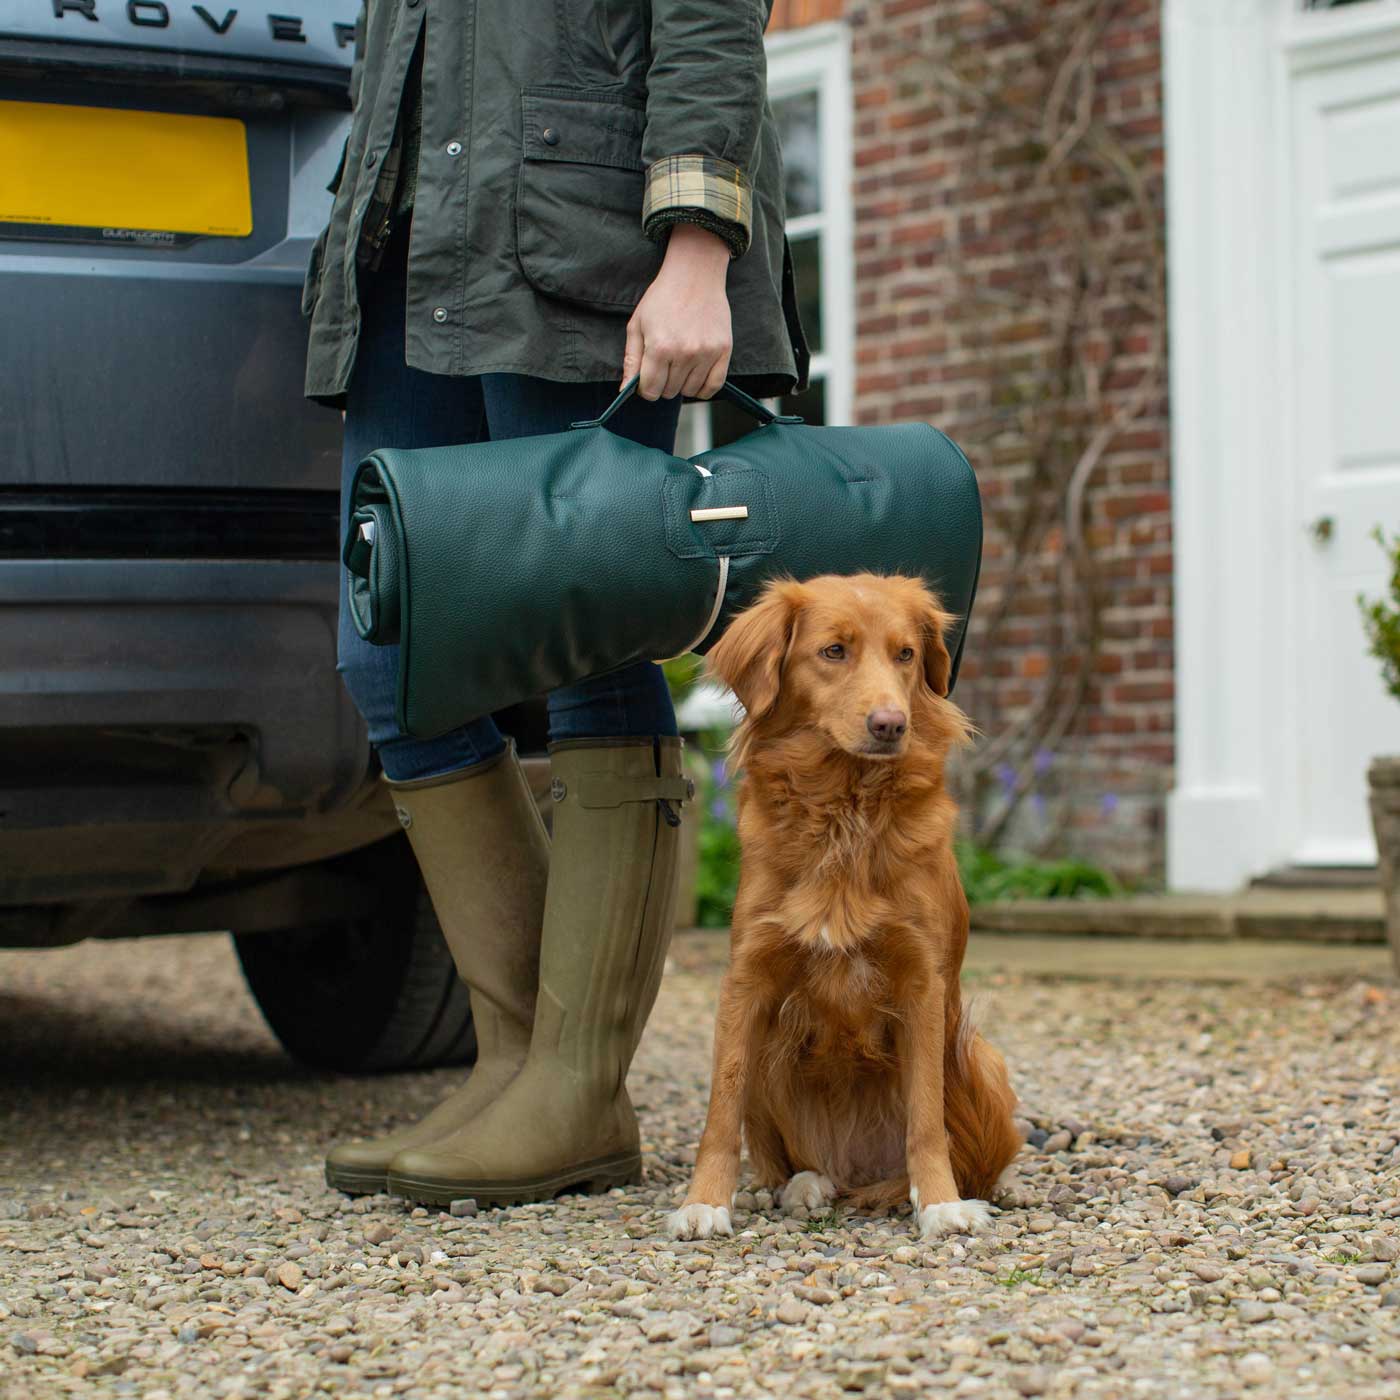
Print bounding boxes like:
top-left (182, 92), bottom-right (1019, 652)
top-left (301, 222), bottom-right (332, 319)
top-left (514, 86), bottom-right (664, 311)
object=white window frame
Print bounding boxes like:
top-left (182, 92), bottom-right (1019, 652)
top-left (678, 18), bottom-right (853, 452)
top-left (1301, 0), bottom-right (1399, 11)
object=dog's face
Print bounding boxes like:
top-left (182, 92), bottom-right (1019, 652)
top-left (707, 573), bottom-right (956, 761)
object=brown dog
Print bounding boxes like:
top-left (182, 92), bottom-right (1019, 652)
top-left (668, 573), bottom-right (1021, 1242)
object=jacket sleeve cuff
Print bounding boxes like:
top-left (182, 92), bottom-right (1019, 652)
top-left (642, 154), bottom-right (753, 259)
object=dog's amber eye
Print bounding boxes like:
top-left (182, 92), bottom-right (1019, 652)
top-left (821, 643), bottom-right (846, 661)
top-left (896, 647), bottom-right (915, 663)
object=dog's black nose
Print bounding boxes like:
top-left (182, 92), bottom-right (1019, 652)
top-left (867, 708), bottom-right (907, 742)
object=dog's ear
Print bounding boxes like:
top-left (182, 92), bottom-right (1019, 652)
top-left (706, 580), bottom-right (804, 720)
top-left (917, 590), bottom-right (955, 699)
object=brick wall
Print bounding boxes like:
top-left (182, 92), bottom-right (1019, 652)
top-left (830, 0), bottom-right (1172, 882)
top-left (769, 0), bottom-right (847, 27)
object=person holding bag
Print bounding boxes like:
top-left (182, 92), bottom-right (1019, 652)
top-left (300, 0), bottom-right (809, 1207)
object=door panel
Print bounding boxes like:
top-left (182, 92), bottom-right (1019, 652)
top-left (1295, 55), bottom-right (1400, 864)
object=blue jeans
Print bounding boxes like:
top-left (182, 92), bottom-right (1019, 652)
top-left (338, 221), bottom-right (681, 782)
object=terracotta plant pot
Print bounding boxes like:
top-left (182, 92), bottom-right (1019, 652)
top-left (1367, 756), bottom-right (1400, 977)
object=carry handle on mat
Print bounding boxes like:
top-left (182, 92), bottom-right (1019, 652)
top-left (569, 372), bottom-right (806, 432)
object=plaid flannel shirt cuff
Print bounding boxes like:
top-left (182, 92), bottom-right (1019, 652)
top-left (642, 154), bottom-right (753, 259)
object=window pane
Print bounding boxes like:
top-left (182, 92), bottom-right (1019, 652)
top-left (780, 376), bottom-right (826, 427)
top-left (772, 89), bottom-right (821, 218)
top-left (789, 232), bottom-right (822, 355)
top-left (675, 402), bottom-right (708, 458)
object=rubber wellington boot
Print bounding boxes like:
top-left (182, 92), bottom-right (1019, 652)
top-left (324, 739), bottom-right (549, 1195)
top-left (384, 736), bottom-right (693, 1206)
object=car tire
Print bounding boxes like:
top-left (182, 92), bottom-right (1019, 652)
top-left (232, 836), bottom-right (476, 1074)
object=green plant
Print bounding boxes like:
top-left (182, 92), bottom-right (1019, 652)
top-left (688, 732), bottom-right (742, 929)
top-left (662, 655), bottom-right (706, 708)
top-left (1359, 526), bottom-right (1400, 704)
top-left (956, 839), bottom-right (1121, 904)
top-left (996, 1265), bottom-right (1048, 1288)
top-left (696, 805), bottom-right (741, 929)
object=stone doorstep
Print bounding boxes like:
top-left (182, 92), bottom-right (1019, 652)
top-left (969, 886), bottom-right (1385, 944)
top-left (962, 933), bottom-right (1397, 983)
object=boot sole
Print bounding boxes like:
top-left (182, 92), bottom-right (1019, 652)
top-left (324, 1162), bottom-right (390, 1197)
top-left (386, 1151), bottom-right (642, 1208)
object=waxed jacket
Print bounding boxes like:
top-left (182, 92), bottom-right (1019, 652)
top-left (302, 0), bottom-right (812, 407)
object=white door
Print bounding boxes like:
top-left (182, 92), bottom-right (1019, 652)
top-left (1292, 44), bottom-right (1400, 864)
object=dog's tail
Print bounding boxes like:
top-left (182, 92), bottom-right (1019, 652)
top-left (842, 1176), bottom-right (911, 1212)
top-left (840, 1008), bottom-right (1022, 1213)
top-left (944, 1003), bottom-right (1023, 1200)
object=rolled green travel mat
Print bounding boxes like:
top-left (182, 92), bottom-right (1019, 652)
top-left (344, 373), bottom-right (983, 739)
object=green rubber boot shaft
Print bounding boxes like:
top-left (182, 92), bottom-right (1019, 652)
top-left (324, 740), bottom-right (550, 1193)
top-left (386, 736), bottom-right (688, 1206)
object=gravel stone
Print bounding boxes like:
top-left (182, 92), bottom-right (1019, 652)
top-left (3, 931), bottom-right (1400, 1399)
top-left (775, 1297), bottom-right (808, 1325)
top-left (1238, 1352), bottom-right (1273, 1386)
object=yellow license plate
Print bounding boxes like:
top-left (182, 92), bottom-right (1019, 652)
top-left (0, 99), bottom-right (252, 238)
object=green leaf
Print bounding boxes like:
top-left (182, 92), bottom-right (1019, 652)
top-left (956, 839), bottom-right (1121, 904)
top-left (1358, 525), bottom-right (1400, 705)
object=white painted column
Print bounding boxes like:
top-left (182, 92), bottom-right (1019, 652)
top-left (1164, 0), bottom-right (1286, 890)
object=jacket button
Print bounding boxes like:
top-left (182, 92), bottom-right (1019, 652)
top-left (541, 127), bottom-right (560, 146)
top-left (446, 140), bottom-right (462, 157)
top-left (432, 307), bottom-right (448, 323)
top-left (365, 149), bottom-right (378, 167)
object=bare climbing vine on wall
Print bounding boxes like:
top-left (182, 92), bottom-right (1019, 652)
top-left (912, 0), bottom-right (1168, 847)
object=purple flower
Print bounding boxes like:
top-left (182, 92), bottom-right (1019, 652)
top-left (1101, 793), bottom-right (1120, 816)
top-left (712, 757), bottom-right (728, 789)
top-left (996, 762), bottom-right (1018, 796)
top-left (1031, 792), bottom-right (1047, 820)
top-left (710, 796), bottom-right (730, 823)
top-left (1034, 747), bottom-right (1054, 776)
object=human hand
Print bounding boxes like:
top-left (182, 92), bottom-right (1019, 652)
top-left (622, 223), bottom-right (733, 401)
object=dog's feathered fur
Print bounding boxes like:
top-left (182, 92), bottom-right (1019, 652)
top-left (669, 574), bottom-right (1022, 1241)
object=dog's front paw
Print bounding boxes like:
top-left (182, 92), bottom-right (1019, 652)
top-left (667, 1203), bottom-right (733, 1241)
top-left (915, 1197), bottom-right (993, 1239)
top-left (781, 1171), bottom-right (836, 1212)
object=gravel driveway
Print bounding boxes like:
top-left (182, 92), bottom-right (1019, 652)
top-left (2, 930), bottom-right (1398, 1399)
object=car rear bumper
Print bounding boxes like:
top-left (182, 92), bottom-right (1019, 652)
top-left (0, 557), bottom-right (391, 906)
top-left (0, 262), bottom-right (342, 494)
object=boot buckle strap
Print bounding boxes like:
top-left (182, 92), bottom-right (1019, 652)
top-left (565, 775), bottom-right (695, 809)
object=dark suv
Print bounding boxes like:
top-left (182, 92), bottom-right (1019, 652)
top-left (0, 0), bottom-right (517, 1072)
